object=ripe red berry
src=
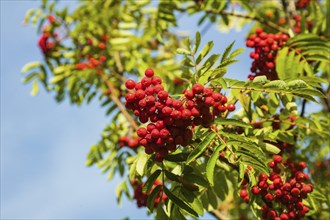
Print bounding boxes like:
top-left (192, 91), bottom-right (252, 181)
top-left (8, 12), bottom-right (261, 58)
top-left (301, 184), bottom-right (313, 194)
top-left (291, 188), bottom-right (300, 197)
top-left (298, 161), bottom-right (306, 169)
top-left (145, 68), bottom-right (154, 77)
top-left (227, 104), bottom-right (236, 112)
top-left (204, 97), bottom-right (215, 107)
top-left (239, 189), bottom-right (248, 198)
top-left (251, 186), bottom-right (261, 195)
top-left (269, 161), bottom-right (276, 168)
top-left (151, 76), bottom-right (162, 85)
top-left (151, 129), bottom-right (160, 139)
top-left (181, 109), bottom-right (191, 119)
top-left (273, 155), bottom-right (282, 164)
top-left (220, 96), bottom-right (227, 104)
top-left (125, 79), bottom-right (136, 90)
top-left (184, 90), bottom-right (194, 100)
top-left (141, 77), bottom-right (152, 88)
top-left (159, 129), bottom-right (170, 139)
top-left (243, 195), bottom-right (249, 203)
top-left (218, 105), bottom-right (227, 112)
top-left (192, 83), bottom-right (204, 94)
top-left (265, 193), bottom-right (274, 202)
top-left (162, 106), bottom-right (172, 116)
top-left (125, 93), bottom-right (135, 102)
top-left (137, 128), bottom-right (147, 138)
top-left (98, 42), bottom-right (106, 49)
top-left (157, 91), bottom-right (168, 100)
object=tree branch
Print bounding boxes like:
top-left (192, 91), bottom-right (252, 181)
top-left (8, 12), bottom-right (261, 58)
top-left (205, 10), bottom-right (288, 34)
top-left (99, 72), bottom-right (139, 131)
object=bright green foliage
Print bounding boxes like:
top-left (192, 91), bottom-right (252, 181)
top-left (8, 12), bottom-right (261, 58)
top-left (23, 0), bottom-right (330, 219)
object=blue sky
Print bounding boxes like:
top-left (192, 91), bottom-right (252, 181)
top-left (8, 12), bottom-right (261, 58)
top-left (0, 1), bottom-right (253, 219)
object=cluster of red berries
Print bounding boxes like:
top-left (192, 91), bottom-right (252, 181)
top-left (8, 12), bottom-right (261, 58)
top-left (38, 15), bottom-right (59, 55)
top-left (124, 68), bottom-right (235, 162)
top-left (295, 0), bottom-right (311, 9)
top-left (131, 180), bottom-right (167, 208)
top-left (85, 34), bottom-right (108, 49)
top-left (247, 156), bottom-right (313, 219)
top-left (75, 35), bottom-right (108, 70)
top-left (239, 168), bottom-right (253, 203)
top-left (276, 141), bottom-right (294, 155)
top-left (292, 15), bottom-right (313, 34)
top-left (75, 56), bottom-right (107, 70)
top-left (246, 28), bottom-right (289, 80)
top-left (118, 136), bottom-right (139, 149)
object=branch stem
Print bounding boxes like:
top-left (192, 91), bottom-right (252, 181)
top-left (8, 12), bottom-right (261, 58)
top-left (205, 10), bottom-right (288, 33)
top-left (99, 72), bottom-right (139, 130)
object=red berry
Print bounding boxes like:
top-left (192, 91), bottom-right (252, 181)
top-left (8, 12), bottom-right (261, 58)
top-left (151, 129), bottom-right (160, 139)
top-left (135, 90), bottom-right (145, 100)
top-left (239, 189), bottom-right (248, 198)
top-left (152, 76), bottom-right (162, 85)
top-left (181, 109), bottom-right (191, 119)
top-left (251, 186), bottom-right (261, 195)
top-left (298, 161), bottom-right (306, 169)
top-left (157, 91), bottom-right (168, 100)
top-left (273, 155), bottom-right (282, 164)
top-left (162, 106), bottom-right (172, 116)
top-left (137, 128), bottom-right (147, 138)
top-left (145, 68), bottom-right (154, 77)
top-left (141, 77), bottom-right (152, 88)
top-left (192, 83), bottom-right (204, 94)
top-left (265, 193), bottom-right (274, 202)
top-left (184, 90), bottom-right (194, 99)
top-left (159, 129), bottom-right (170, 139)
top-left (227, 104), bottom-right (235, 112)
top-left (290, 188), bottom-right (300, 197)
top-left (125, 93), bottom-right (135, 102)
top-left (220, 96), bottom-right (227, 104)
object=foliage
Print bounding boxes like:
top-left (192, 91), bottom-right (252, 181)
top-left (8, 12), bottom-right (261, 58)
top-left (22, 0), bottom-right (329, 219)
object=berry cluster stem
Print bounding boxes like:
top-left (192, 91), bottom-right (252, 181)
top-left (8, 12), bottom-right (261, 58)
top-left (100, 72), bottom-right (139, 130)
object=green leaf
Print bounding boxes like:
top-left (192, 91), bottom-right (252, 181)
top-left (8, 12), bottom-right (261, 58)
top-left (263, 80), bottom-right (287, 89)
top-left (50, 75), bottom-right (66, 83)
top-left (236, 150), bottom-right (269, 174)
top-left (156, 203), bottom-right (168, 220)
top-left (163, 186), bottom-right (199, 217)
top-left (165, 152), bottom-right (189, 162)
top-left (253, 76), bottom-right (268, 84)
top-left (147, 185), bottom-right (162, 211)
top-left (196, 41), bottom-right (214, 64)
top-left (180, 188), bottom-right (204, 216)
top-left (264, 143), bottom-right (281, 154)
top-left (214, 118), bottom-right (252, 128)
top-left (194, 31), bottom-right (201, 53)
top-left (276, 47), bottom-right (289, 80)
top-left (143, 170), bottom-right (161, 193)
top-left (292, 88), bottom-right (326, 98)
top-left (31, 80), bottom-right (39, 96)
top-left (21, 61), bottom-right (41, 73)
top-left (206, 144), bottom-right (226, 186)
top-left (287, 80), bottom-right (308, 89)
top-left (221, 41), bottom-right (235, 63)
top-left (164, 170), bottom-right (179, 182)
top-left (176, 48), bottom-right (191, 55)
top-left (187, 131), bottom-right (217, 164)
top-left (206, 188), bottom-right (218, 209)
top-left (136, 154), bottom-right (148, 176)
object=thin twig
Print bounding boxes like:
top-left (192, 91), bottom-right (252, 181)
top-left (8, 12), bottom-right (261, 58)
top-left (204, 9), bottom-right (288, 34)
top-left (99, 72), bottom-right (139, 130)
top-left (300, 99), bottom-right (307, 117)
